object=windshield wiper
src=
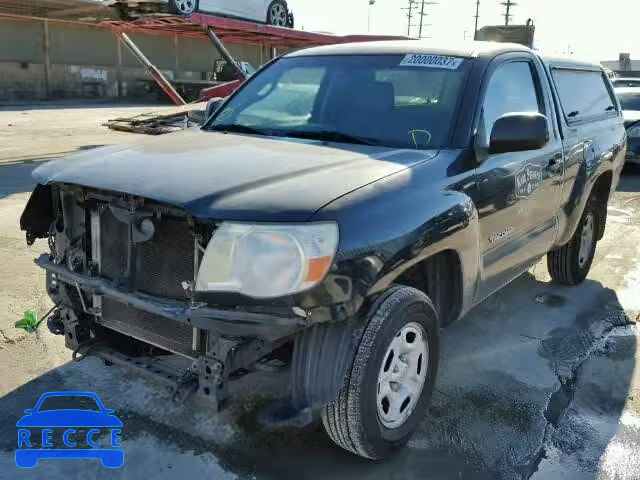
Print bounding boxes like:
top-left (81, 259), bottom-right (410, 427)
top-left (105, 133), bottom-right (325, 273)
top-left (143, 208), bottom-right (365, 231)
top-left (210, 124), bottom-right (269, 136)
top-left (286, 130), bottom-right (380, 146)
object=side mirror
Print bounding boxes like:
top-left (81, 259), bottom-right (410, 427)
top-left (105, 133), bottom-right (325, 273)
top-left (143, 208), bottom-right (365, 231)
top-left (205, 97), bottom-right (225, 121)
top-left (24, 409), bottom-right (33, 414)
top-left (489, 112), bottom-right (549, 155)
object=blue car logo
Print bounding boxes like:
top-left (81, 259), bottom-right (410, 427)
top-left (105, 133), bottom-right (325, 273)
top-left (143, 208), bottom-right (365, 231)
top-left (15, 391), bottom-right (123, 468)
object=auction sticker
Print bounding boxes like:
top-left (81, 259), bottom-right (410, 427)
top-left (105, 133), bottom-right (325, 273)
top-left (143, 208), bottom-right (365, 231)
top-left (400, 54), bottom-right (464, 69)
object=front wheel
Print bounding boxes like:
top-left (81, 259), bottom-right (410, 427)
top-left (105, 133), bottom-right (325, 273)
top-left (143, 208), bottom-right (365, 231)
top-left (547, 196), bottom-right (600, 285)
top-left (267, 0), bottom-right (289, 27)
top-left (321, 286), bottom-right (439, 459)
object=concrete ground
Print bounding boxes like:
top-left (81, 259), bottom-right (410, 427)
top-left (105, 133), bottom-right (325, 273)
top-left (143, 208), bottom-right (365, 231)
top-left (0, 104), bottom-right (639, 480)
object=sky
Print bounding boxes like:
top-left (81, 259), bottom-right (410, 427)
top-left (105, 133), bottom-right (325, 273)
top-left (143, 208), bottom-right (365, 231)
top-left (287, 0), bottom-right (637, 62)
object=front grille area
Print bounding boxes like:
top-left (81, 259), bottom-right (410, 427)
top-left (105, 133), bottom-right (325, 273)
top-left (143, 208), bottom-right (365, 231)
top-left (100, 298), bottom-right (201, 357)
top-left (96, 205), bottom-right (201, 357)
top-left (100, 207), bottom-right (194, 300)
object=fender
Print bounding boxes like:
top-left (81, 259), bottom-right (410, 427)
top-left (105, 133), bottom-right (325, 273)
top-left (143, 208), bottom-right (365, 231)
top-left (311, 150), bottom-right (481, 322)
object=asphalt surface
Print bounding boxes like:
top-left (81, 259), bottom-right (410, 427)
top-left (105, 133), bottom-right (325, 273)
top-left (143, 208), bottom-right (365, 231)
top-left (0, 105), bottom-right (639, 480)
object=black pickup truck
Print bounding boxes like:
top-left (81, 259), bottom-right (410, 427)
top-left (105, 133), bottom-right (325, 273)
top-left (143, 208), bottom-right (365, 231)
top-left (21, 41), bottom-right (626, 459)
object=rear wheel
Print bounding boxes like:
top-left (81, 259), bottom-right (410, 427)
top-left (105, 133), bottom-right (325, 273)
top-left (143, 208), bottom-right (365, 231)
top-left (168, 0), bottom-right (198, 15)
top-left (547, 196), bottom-right (600, 285)
top-left (267, 0), bottom-right (289, 27)
top-left (321, 286), bottom-right (439, 459)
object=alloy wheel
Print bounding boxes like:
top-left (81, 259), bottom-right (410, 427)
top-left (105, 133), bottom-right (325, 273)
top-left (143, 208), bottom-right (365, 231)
top-left (269, 3), bottom-right (288, 26)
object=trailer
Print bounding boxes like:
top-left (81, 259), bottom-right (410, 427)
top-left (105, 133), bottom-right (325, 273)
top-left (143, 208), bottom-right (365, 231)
top-left (100, 13), bottom-right (409, 106)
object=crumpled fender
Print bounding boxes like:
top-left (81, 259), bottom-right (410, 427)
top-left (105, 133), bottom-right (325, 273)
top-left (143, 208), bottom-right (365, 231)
top-left (20, 184), bottom-right (54, 245)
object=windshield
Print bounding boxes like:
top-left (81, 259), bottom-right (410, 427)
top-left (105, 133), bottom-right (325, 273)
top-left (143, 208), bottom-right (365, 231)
top-left (38, 395), bottom-right (101, 412)
top-left (617, 91), bottom-right (640, 111)
top-left (205, 54), bottom-right (470, 149)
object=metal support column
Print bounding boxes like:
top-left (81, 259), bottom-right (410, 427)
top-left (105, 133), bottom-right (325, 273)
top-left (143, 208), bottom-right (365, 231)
top-left (116, 35), bottom-right (123, 99)
top-left (42, 19), bottom-right (51, 99)
top-left (118, 32), bottom-right (186, 105)
top-left (204, 27), bottom-right (246, 81)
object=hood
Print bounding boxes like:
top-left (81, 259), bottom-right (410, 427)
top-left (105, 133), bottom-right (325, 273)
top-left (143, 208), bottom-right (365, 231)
top-left (623, 110), bottom-right (640, 128)
top-left (34, 130), bottom-right (438, 221)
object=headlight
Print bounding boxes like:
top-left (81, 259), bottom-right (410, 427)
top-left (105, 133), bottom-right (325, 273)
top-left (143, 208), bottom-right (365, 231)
top-left (195, 222), bottom-right (339, 298)
top-left (627, 125), bottom-right (640, 138)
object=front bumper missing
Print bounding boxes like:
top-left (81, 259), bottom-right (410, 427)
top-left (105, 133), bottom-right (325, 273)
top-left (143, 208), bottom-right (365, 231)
top-left (36, 254), bottom-right (308, 341)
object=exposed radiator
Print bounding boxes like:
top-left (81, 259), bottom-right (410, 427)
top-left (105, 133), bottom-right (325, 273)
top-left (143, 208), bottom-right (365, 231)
top-left (99, 207), bottom-right (195, 300)
top-left (95, 206), bottom-right (202, 357)
top-left (100, 298), bottom-right (202, 357)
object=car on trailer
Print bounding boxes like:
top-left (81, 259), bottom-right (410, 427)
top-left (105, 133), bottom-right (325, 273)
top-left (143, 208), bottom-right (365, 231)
top-left (103, 0), bottom-right (294, 27)
top-left (21, 41), bottom-right (625, 459)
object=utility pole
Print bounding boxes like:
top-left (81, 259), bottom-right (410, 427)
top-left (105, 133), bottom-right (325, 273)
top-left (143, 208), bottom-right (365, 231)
top-left (473, 0), bottom-right (480, 39)
top-left (415, 0), bottom-right (437, 38)
top-left (418, 0), bottom-right (426, 37)
top-left (401, 0), bottom-right (417, 36)
top-left (501, 0), bottom-right (516, 26)
top-left (367, 0), bottom-right (376, 33)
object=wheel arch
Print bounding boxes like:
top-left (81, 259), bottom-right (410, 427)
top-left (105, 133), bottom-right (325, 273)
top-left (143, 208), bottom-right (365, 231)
top-left (591, 169), bottom-right (613, 240)
top-left (556, 165), bottom-right (615, 246)
top-left (394, 249), bottom-right (463, 326)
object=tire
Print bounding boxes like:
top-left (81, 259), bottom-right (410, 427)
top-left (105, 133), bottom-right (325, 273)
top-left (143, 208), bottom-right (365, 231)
top-left (168, 0), bottom-right (198, 15)
top-left (547, 195), bottom-right (600, 285)
top-left (113, 4), bottom-right (133, 20)
top-left (267, 0), bottom-right (289, 27)
top-left (321, 286), bottom-right (440, 459)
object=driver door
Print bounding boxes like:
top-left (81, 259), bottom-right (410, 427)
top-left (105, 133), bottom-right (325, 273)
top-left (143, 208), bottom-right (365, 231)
top-left (199, 0), bottom-right (235, 16)
top-left (218, 0), bottom-right (264, 21)
top-left (472, 55), bottom-right (563, 298)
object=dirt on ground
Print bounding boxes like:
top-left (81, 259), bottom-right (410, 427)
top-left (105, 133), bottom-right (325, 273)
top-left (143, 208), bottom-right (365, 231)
top-left (0, 104), bottom-right (639, 480)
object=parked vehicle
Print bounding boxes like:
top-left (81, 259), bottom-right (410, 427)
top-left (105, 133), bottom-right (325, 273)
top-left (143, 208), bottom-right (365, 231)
top-left (103, 0), bottom-right (294, 27)
top-left (612, 77), bottom-right (640, 88)
top-left (615, 86), bottom-right (640, 165)
top-left (21, 41), bottom-right (625, 459)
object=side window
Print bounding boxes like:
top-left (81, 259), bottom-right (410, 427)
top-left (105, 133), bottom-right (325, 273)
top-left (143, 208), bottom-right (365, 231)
top-left (551, 69), bottom-right (616, 123)
top-left (481, 61), bottom-right (541, 145)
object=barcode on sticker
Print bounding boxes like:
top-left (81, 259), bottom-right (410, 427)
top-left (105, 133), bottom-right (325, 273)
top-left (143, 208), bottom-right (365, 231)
top-left (400, 54), bottom-right (464, 69)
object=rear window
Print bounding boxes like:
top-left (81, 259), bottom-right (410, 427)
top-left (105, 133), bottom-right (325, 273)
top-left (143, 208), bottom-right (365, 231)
top-left (617, 91), bottom-right (640, 111)
top-left (551, 69), bottom-right (617, 123)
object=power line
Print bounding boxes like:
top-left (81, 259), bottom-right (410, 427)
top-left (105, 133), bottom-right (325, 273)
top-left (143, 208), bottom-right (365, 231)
top-left (500, 0), bottom-right (517, 26)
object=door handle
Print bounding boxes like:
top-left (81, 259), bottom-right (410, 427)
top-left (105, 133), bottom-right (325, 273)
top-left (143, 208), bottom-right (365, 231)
top-left (548, 154), bottom-right (562, 167)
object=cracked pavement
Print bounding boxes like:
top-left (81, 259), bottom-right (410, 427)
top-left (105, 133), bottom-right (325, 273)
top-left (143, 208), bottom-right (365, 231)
top-left (0, 105), bottom-right (639, 479)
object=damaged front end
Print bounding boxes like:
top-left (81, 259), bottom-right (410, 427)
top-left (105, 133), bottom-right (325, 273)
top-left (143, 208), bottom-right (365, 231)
top-left (21, 183), bottom-right (309, 409)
